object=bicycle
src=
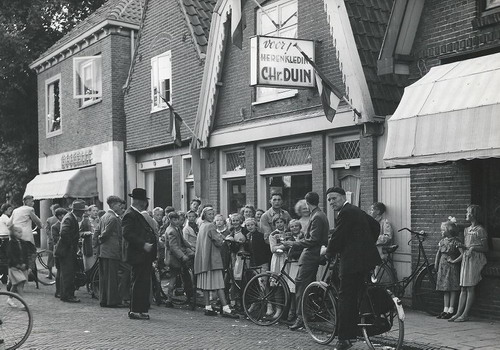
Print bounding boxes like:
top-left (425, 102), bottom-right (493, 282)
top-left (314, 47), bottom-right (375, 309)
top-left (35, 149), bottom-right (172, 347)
top-left (30, 249), bottom-right (57, 287)
top-left (242, 257), bottom-right (296, 326)
top-left (371, 227), bottom-right (440, 315)
top-left (302, 259), bottom-right (405, 349)
top-left (0, 291), bottom-right (33, 350)
top-left (223, 251), bottom-right (260, 313)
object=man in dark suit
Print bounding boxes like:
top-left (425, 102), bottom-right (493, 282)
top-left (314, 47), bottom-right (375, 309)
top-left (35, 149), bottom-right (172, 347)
top-left (55, 199), bottom-right (88, 303)
top-left (95, 195), bottom-right (125, 308)
top-left (51, 207), bottom-right (67, 298)
top-left (284, 192), bottom-right (329, 330)
top-left (122, 188), bottom-right (157, 320)
top-left (44, 203), bottom-right (60, 280)
top-left (325, 187), bottom-right (381, 350)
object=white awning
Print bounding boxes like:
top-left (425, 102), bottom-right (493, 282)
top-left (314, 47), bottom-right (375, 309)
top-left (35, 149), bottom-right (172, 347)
top-left (24, 166), bottom-right (98, 200)
top-left (384, 52), bottom-right (500, 166)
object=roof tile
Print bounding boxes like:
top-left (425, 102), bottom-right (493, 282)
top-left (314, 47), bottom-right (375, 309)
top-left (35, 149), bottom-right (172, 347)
top-left (345, 0), bottom-right (406, 116)
top-left (181, 0), bottom-right (216, 55)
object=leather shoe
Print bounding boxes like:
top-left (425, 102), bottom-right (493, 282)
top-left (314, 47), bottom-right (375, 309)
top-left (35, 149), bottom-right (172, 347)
top-left (333, 339), bottom-right (353, 350)
top-left (288, 318), bottom-right (304, 331)
top-left (204, 309), bottom-right (218, 316)
top-left (62, 297), bottom-right (80, 303)
top-left (128, 312), bottom-right (149, 320)
top-left (442, 312), bottom-right (453, 320)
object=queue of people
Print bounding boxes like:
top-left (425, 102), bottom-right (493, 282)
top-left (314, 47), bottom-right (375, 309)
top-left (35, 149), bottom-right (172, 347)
top-left (0, 186), bottom-right (489, 350)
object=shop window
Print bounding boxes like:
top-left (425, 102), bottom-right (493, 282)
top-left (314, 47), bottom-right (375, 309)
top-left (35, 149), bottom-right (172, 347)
top-left (221, 149), bottom-right (246, 215)
top-left (255, 0), bottom-right (298, 103)
top-left (73, 56), bottom-right (102, 107)
top-left (474, 0), bottom-right (500, 27)
top-left (151, 51), bottom-right (172, 112)
top-left (228, 179), bottom-right (246, 215)
top-left (265, 174), bottom-right (312, 218)
top-left (46, 75), bottom-right (62, 136)
top-left (265, 142), bottom-right (311, 168)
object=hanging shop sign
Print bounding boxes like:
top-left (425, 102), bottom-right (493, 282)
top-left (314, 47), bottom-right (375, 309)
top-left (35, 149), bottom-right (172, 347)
top-left (250, 36), bottom-right (315, 88)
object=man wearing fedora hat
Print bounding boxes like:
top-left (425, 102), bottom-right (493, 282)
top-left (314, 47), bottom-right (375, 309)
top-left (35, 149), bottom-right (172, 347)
top-left (54, 199), bottom-right (89, 303)
top-left (122, 188), bottom-right (157, 320)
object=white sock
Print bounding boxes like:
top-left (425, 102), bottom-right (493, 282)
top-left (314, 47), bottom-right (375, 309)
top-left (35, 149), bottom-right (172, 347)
top-left (223, 305), bottom-right (231, 313)
top-left (443, 307), bottom-right (449, 313)
top-left (205, 305), bottom-right (213, 311)
top-left (448, 307), bottom-right (454, 314)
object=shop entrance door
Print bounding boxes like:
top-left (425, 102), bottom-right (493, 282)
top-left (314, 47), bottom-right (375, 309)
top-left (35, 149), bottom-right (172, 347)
top-left (154, 168), bottom-right (172, 209)
top-left (378, 168), bottom-right (411, 296)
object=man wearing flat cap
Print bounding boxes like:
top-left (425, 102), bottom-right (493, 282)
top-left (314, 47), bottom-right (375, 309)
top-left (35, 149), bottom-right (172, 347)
top-left (55, 199), bottom-right (89, 303)
top-left (122, 188), bottom-right (157, 320)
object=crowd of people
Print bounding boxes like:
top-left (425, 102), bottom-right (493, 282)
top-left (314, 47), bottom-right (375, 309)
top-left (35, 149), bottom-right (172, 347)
top-left (0, 187), bottom-right (490, 350)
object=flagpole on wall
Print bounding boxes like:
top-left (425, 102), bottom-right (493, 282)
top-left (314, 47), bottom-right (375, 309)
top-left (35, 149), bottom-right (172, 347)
top-left (294, 43), bottom-right (362, 119)
top-left (160, 96), bottom-right (202, 146)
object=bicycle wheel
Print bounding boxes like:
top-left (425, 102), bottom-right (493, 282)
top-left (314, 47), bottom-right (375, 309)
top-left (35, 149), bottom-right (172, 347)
top-left (0, 291), bottom-right (33, 350)
top-left (302, 281), bottom-right (337, 345)
top-left (33, 251), bottom-right (56, 286)
top-left (372, 264), bottom-right (397, 286)
top-left (414, 264), bottom-right (441, 316)
top-left (243, 272), bottom-right (289, 326)
top-left (361, 291), bottom-right (404, 350)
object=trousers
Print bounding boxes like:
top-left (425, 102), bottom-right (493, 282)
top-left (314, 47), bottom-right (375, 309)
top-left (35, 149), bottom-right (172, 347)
top-left (294, 262), bottom-right (319, 320)
top-left (130, 260), bottom-right (152, 313)
top-left (338, 271), bottom-right (366, 340)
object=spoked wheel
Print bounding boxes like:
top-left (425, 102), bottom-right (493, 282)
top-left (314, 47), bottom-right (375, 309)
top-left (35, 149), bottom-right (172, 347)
top-left (302, 281), bottom-right (338, 345)
top-left (361, 297), bottom-right (404, 350)
top-left (33, 250), bottom-right (56, 286)
top-left (414, 265), bottom-right (441, 316)
top-left (243, 272), bottom-right (289, 326)
top-left (0, 291), bottom-right (33, 349)
top-left (371, 264), bottom-right (397, 286)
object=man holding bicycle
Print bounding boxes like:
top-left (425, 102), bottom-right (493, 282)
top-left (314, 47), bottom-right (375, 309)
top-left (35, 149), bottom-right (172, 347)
top-left (325, 187), bottom-right (381, 350)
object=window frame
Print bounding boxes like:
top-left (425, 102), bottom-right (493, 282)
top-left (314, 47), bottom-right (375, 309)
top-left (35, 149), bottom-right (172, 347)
top-left (45, 74), bottom-right (62, 138)
top-left (73, 56), bottom-right (102, 107)
top-left (254, 0), bottom-right (298, 104)
top-left (220, 148), bottom-right (247, 216)
top-left (151, 50), bottom-right (172, 113)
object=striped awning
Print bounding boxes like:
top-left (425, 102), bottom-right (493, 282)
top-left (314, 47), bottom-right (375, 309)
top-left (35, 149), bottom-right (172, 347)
top-left (384, 52), bottom-right (500, 166)
top-left (24, 166), bottom-right (98, 200)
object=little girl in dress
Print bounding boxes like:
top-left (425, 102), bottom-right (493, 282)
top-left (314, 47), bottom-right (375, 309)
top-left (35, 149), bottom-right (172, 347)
top-left (286, 219), bottom-right (303, 322)
top-left (268, 215), bottom-right (289, 318)
top-left (449, 205), bottom-right (488, 322)
top-left (434, 217), bottom-right (462, 319)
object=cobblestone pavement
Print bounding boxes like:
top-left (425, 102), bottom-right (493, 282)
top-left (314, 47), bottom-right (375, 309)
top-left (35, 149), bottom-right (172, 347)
top-left (9, 283), bottom-right (499, 350)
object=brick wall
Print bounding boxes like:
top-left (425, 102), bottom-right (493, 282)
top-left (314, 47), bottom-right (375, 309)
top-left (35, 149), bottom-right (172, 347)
top-left (311, 134), bottom-right (327, 211)
top-left (360, 129), bottom-right (377, 211)
top-left (245, 143), bottom-right (257, 208)
top-left (37, 31), bottom-right (131, 158)
top-left (172, 155), bottom-right (182, 210)
top-left (124, 0), bottom-right (205, 151)
top-left (409, 0), bottom-right (500, 83)
top-left (214, 0), bottom-right (345, 130)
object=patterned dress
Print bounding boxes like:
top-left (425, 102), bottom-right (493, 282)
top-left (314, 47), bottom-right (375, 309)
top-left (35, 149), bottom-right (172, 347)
top-left (436, 237), bottom-right (461, 291)
top-left (460, 225), bottom-right (487, 287)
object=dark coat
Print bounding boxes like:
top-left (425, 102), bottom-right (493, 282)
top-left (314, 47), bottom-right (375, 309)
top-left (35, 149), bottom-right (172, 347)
top-left (166, 225), bottom-right (194, 269)
top-left (54, 212), bottom-right (80, 259)
top-left (247, 230), bottom-right (272, 266)
top-left (121, 207), bottom-right (157, 265)
top-left (326, 202), bottom-right (381, 277)
top-left (294, 207), bottom-right (329, 266)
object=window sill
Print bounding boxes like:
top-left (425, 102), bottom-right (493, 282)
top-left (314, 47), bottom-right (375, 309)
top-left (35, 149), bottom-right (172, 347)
top-left (79, 98), bottom-right (102, 110)
top-left (252, 90), bottom-right (298, 105)
top-left (150, 106), bottom-right (170, 114)
top-left (46, 130), bottom-right (62, 139)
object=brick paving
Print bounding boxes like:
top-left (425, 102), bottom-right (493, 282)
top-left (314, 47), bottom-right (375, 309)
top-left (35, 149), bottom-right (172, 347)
top-left (9, 283), bottom-right (499, 350)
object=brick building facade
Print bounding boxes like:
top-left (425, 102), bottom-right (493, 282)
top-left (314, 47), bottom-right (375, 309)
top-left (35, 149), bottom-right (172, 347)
top-left (123, 0), bottom-right (216, 211)
top-left (380, 0), bottom-right (500, 319)
top-left (192, 0), bottom-right (402, 224)
top-left (28, 0), bottom-right (141, 247)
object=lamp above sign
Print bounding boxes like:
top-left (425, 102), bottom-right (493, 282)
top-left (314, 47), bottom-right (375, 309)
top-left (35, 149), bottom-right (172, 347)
top-left (250, 36), bottom-right (315, 89)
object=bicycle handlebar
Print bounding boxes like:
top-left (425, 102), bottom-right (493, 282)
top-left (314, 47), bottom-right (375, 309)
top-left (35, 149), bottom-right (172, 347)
top-left (398, 227), bottom-right (427, 237)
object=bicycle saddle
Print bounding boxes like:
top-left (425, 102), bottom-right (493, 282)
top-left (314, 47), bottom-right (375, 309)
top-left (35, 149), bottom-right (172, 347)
top-left (382, 245), bottom-right (399, 254)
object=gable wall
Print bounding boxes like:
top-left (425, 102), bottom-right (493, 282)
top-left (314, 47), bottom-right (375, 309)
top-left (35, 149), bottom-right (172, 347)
top-left (124, 0), bottom-right (206, 151)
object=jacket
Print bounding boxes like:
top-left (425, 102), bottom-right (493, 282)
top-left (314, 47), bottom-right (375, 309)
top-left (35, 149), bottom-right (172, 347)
top-left (194, 221), bottom-right (224, 275)
top-left (166, 225), bottom-right (194, 269)
top-left (122, 207), bottom-right (157, 265)
top-left (326, 202), bottom-right (381, 277)
top-left (292, 207), bottom-right (329, 267)
top-left (95, 210), bottom-right (122, 260)
top-left (54, 212), bottom-right (80, 259)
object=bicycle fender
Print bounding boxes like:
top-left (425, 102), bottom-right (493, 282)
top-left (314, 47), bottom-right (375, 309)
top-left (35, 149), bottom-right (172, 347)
top-left (386, 289), bottom-right (405, 321)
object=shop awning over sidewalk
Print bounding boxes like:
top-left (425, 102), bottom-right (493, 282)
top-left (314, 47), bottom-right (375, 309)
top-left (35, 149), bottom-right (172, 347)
top-left (24, 166), bottom-right (98, 200)
top-left (383, 52), bottom-right (500, 166)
